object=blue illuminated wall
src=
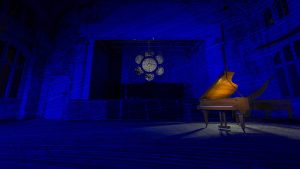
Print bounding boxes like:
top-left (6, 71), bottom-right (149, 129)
top-left (0, 0), bottom-right (299, 120)
top-left (47, 0), bottom-right (225, 120)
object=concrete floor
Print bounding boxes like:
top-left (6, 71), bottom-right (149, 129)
top-left (0, 120), bottom-right (299, 169)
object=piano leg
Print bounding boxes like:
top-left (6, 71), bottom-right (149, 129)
top-left (238, 113), bottom-right (246, 133)
top-left (235, 112), bottom-right (240, 124)
top-left (219, 112), bottom-right (230, 129)
top-left (219, 112), bottom-right (223, 127)
top-left (223, 112), bottom-right (227, 127)
top-left (231, 111), bottom-right (235, 122)
top-left (202, 110), bottom-right (208, 128)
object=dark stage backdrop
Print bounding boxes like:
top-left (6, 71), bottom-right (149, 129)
top-left (90, 41), bottom-right (122, 99)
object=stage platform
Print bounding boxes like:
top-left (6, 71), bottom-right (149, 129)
top-left (0, 120), bottom-right (299, 169)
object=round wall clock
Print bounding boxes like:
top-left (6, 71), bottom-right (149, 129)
top-left (142, 58), bottom-right (157, 72)
top-left (135, 51), bottom-right (164, 81)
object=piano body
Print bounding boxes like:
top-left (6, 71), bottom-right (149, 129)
top-left (197, 72), bottom-right (293, 132)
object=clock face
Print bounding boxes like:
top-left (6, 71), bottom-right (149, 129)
top-left (142, 58), bottom-right (157, 72)
top-left (134, 51), bottom-right (164, 81)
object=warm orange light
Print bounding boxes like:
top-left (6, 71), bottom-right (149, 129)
top-left (201, 72), bottom-right (238, 99)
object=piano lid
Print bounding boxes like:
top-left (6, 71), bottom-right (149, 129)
top-left (201, 71), bottom-right (238, 99)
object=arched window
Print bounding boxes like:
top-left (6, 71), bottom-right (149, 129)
top-left (263, 7), bottom-right (274, 27)
top-left (273, 43), bottom-right (300, 97)
top-left (274, 0), bottom-right (289, 18)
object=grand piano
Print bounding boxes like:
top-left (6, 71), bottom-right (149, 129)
top-left (197, 71), bottom-right (293, 132)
